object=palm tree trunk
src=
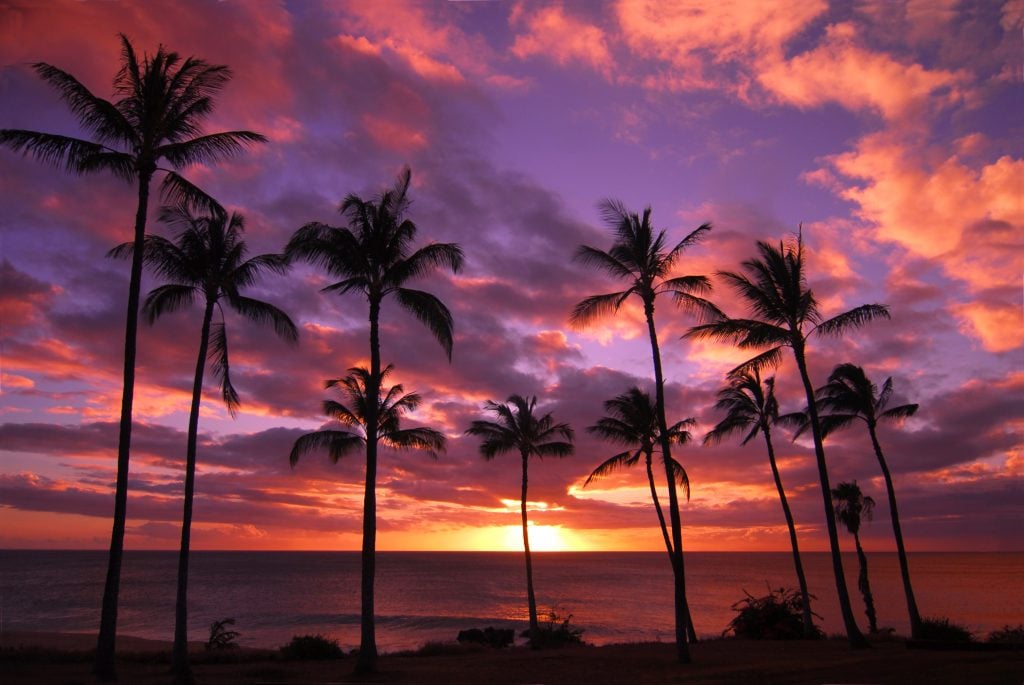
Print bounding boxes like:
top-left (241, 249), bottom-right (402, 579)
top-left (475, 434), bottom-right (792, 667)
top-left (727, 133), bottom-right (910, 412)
top-left (644, 452), bottom-right (674, 560)
top-left (95, 170), bottom-right (152, 680)
top-left (853, 532), bottom-right (877, 633)
top-left (793, 344), bottom-right (869, 649)
top-left (762, 425), bottom-right (815, 638)
top-left (644, 302), bottom-right (693, 660)
top-left (172, 300), bottom-right (215, 684)
top-left (867, 423), bottom-right (922, 638)
top-left (355, 296), bottom-right (381, 675)
top-left (521, 451), bottom-right (539, 637)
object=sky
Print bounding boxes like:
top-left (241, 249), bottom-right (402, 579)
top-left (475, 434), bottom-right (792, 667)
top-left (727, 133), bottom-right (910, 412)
top-left (1, 1), bottom-right (1021, 553)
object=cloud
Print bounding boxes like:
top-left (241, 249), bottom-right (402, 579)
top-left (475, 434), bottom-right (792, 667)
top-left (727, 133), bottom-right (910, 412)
top-left (510, 4), bottom-right (613, 75)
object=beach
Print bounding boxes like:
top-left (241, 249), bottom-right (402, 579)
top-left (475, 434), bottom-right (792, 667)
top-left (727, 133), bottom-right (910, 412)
top-left (3, 631), bottom-right (1021, 684)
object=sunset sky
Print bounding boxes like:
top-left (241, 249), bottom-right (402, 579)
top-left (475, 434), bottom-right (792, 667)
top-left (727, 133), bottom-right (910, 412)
top-left (1, 1), bottom-right (1021, 553)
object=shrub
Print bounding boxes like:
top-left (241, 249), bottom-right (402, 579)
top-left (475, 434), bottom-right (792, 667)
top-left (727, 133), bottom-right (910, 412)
top-left (724, 586), bottom-right (823, 640)
top-left (525, 608), bottom-right (585, 649)
top-left (206, 618), bottom-right (240, 651)
top-left (919, 617), bottom-right (973, 642)
top-left (279, 634), bottom-right (345, 660)
top-left (457, 627), bottom-right (515, 648)
top-left (986, 624), bottom-right (1024, 645)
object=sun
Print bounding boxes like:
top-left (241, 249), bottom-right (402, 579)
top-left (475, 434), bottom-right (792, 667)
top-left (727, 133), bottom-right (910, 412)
top-left (503, 523), bottom-right (570, 552)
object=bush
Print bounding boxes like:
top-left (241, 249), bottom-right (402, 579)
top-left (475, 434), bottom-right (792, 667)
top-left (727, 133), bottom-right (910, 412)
top-left (279, 634), bottom-right (345, 660)
top-left (919, 617), bottom-right (973, 642)
top-left (525, 608), bottom-right (585, 649)
top-left (457, 627), bottom-right (515, 648)
top-left (206, 617), bottom-right (240, 651)
top-left (986, 624), bottom-right (1024, 645)
top-left (724, 586), bottom-right (822, 640)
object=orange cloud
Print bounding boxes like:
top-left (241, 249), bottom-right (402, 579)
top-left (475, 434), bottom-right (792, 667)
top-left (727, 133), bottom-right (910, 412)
top-left (757, 22), bottom-right (967, 121)
top-left (361, 114), bottom-right (429, 153)
top-left (510, 5), bottom-right (613, 75)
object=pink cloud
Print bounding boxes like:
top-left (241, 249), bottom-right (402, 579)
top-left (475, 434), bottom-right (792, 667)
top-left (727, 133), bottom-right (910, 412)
top-left (510, 4), bottom-right (613, 75)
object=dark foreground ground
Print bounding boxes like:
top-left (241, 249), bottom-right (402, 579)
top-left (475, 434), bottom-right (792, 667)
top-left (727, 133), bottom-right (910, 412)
top-left (2, 631), bottom-right (1021, 684)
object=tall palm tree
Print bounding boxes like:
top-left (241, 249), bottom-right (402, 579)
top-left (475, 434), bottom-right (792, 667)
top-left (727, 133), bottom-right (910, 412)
top-left (284, 167), bottom-right (462, 673)
top-left (832, 481), bottom-right (878, 634)
top-left (703, 370), bottom-right (816, 637)
top-left (114, 205), bottom-right (297, 683)
top-left (685, 231), bottom-right (887, 648)
top-left (465, 395), bottom-right (574, 637)
top-left (0, 36), bottom-right (266, 678)
top-left (584, 387), bottom-right (692, 566)
top-left (814, 363), bottom-right (922, 638)
top-left (570, 200), bottom-right (717, 659)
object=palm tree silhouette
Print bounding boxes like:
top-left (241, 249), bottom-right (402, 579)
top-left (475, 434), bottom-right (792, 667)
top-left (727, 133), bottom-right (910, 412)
top-left (704, 370), bottom-right (816, 637)
top-left (814, 363), bottom-right (922, 638)
top-left (284, 167), bottom-right (462, 673)
top-left (465, 395), bottom-right (574, 638)
top-left (290, 364), bottom-right (447, 467)
top-left (0, 35), bottom-right (265, 679)
top-left (832, 481), bottom-right (878, 634)
top-left (570, 200), bottom-right (717, 659)
top-left (685, 231), bottom-right (887, 648)
top-left (584, 387), bottom-right (692, 563)
top-left (114, 205), bottom-right (297, 682)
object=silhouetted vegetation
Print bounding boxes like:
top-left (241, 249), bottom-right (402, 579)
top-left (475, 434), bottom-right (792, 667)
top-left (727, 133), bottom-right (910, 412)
top-left (0, 35), bottom-right (265, 681)
top-left (280, 635), bottom-right (346, 660)
top-left (205, 618), bottom-right (240, 652)
top-left (572, 200), bottom-right (718, 658)
top-left (526, 608), bottom-right (585, 649)
top-left (457, 627), bottom-right (515, 648)
top-left (466, 395), bottom-right (574, 636)
top-left (918, 617), bottom-right (973, 643)
top-left (724, 586), bottom-right (822, 640)
top-left (986, 624), bottom-right (1024, 645)
top-left (833, 481), bottom-right (878, 634)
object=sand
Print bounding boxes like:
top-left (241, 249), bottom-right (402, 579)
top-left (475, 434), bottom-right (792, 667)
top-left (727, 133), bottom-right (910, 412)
top-left (2, 631), bottom-right (1021, 684)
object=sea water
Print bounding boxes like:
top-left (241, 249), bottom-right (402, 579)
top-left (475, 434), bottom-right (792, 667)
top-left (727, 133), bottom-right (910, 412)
top-left (1, 550), bottom-right (1021, 651)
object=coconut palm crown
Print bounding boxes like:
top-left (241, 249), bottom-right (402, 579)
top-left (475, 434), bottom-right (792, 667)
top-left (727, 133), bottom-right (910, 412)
top-left (1, 35), bottom-right (266, 679)
top-left (686, 231), bottom-right (888, 648)
top-left (585, 387), bottom-right (692, 558)
top-left (465, 395), bottom-right (574, 636)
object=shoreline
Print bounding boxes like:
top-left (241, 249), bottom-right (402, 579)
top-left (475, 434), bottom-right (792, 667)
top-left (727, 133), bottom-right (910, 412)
top-left (3, 631), bottom-right (1021, 684)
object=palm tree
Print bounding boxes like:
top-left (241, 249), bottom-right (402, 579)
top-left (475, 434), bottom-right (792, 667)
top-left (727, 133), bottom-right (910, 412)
top-left (814, 363), bottom-right (922, 638)
top-left (465, 395), bottom-right (574, 638)
top-left (570, 200), bottom-right (717, 659)
top-left (685, 231), bottom-right (887, 648)
top-left (284, 167), bottom-right (462, 673)
top-left (114, 205), bottom-right (297, 682)
top-left (832, 481), bottom-right (878, 634)
top-left (584, 387), bottom-right (693, 566)
top-left (704, 370), bottom-right (816, 637)
top-left (290, 364), bottom-right (447, 467)
top-left (0, 36), bottom-right (266, 678)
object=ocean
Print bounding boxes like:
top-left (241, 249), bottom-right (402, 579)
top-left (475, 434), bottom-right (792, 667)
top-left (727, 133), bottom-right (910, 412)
top-left (1, 551), bottom-right (1020, 651)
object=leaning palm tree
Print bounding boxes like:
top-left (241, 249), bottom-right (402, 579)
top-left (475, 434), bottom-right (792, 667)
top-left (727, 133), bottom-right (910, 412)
top-left (114, 205), bottom-right (297, 683)
top-left (284, 167), bottom-right (462, 673)
top-left (685, 231), bottom-right (887, 648)
top-left (465, 395), bottom-right (574, 638)
top-left (704, 370), bottom-right (816, 637)
top-left (584, 387), bottom-right (693, 565)
top-left (570, 200), bottom-right (717, 659)
top-left (0, 35), bottom-right (266, 678)
top-left (814, 363), bottom-right (922, 638)
top-left (832, 481), bottom-right (878, 634)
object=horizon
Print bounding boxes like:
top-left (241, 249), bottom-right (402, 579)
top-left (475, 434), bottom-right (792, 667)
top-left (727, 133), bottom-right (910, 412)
top-left (1, 1), bottom-right (1021, 555)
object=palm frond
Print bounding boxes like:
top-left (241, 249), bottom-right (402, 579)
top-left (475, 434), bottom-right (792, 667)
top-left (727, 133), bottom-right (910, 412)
top-left (394, 288), bottom-right (455, 359)
top-left (141, 284), bottom-right (198, 324)
top-left (159, 172), bottom-right (225, 218)
top-left (385, 427), bottom-right (447, 456)
top-left (573, 244), bottom-right (637, 281)
top-left (728, 345), bottom-right (786, 378)
top-left (881, 403), bottom-right (919, 422)
top-left (583, 450), bottom-right (641, 487)
top-left (289, 429), bottom-right (363, 466)
top-left (570, 290), bottom-right (631, 327)
top-left (814, 304), bottom-right (891, 337)
top-left (158, 130), bottom-right (267, 167)
top-left (208, 321), bottom-right (240, 416)
top-left (226, 294), bottom-right (299, 342)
